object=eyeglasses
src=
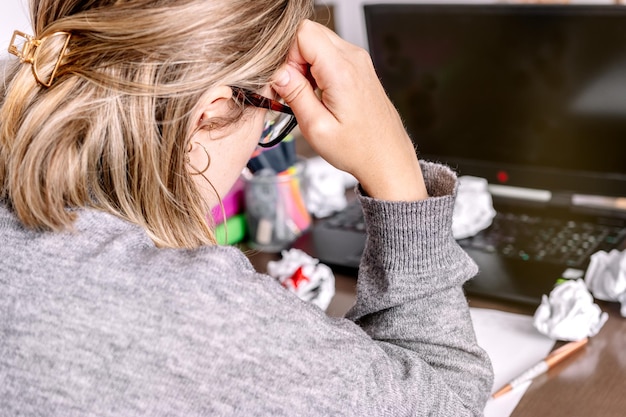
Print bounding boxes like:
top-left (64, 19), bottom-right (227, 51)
top-left (232, 87), bottom-right (298, 148)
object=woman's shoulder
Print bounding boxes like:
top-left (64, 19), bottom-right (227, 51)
top-left (0, 203), bottom-right (254, 282)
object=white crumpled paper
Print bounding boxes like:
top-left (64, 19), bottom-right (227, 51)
top-left (303, 156), bottom-right (357, 218)
top-left (267, 248), bottom-right (335, 311)
top-left (452, 176), bottom-right (497, 240)
top-left (533, 279), bottom-right (608, 341)
top-left (584, 249), bottom-right (626, 317)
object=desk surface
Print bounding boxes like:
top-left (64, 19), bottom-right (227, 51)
top-left (247, 249), bottom-right (626, 417)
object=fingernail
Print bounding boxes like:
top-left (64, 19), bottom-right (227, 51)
top-left (272, 68), bottom-right (290, 87)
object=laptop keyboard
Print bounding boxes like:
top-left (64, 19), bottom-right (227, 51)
top-left (318, 201), bottom-right (626, 269)
top-left (458, 211), bottom-right (625, 268)
top-left (322, 201), bottom-right (366, 233)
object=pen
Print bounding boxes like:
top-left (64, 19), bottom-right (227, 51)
top-left (492, 337), bottom-right (589, 399)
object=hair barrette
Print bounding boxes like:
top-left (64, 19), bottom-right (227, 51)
top-left (8, 30), bottom-right (71, 88)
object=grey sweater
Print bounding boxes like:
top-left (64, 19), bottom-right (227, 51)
top-left (0, 162), bottom-right (493, 416)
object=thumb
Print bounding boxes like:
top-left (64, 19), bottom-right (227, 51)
top-left (271, 65), bottom-right (331, 134)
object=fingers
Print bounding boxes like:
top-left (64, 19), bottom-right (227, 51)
top-left (271, 57), bottom-right (335, 141)
top-left (281, 20), bottom-right (344, 77)
top-left (271, 21), bottom-right (336, 111)
top-left (272, 20), bottom-right (360, 142)
top-left (271, 20), bottom-right (346, 148)
top-left (272, 20), bottom-right (428, 201)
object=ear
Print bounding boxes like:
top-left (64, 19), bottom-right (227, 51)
top-left (194, 85), bottom-right (234, 128)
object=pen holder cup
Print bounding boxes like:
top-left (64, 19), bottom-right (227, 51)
top-left (244, 162), bottom-right (312, 252)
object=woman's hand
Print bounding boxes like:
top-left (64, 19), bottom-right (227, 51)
top-left (272, 20), bottom-right (427, 201)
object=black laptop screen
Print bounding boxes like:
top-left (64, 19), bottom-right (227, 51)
top-left (364, 4), bottom-right (626, 197)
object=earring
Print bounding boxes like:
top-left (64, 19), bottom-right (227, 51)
top-left (187, 141), bottom-right (211, 175)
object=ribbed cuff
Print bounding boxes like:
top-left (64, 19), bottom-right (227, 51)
top-left (356, 162), bottom-right (465, 273)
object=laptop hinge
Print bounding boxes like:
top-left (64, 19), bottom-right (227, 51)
top-left (488, 185), bottom-right (626, 216)
top-left (572, 194), bottom-right (626, 213)
top-left (487, 184), bottom-right (552, 202)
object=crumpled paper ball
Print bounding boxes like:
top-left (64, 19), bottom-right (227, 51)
top-left (452, 176), bottom-right (497, 240)
top-left (533, 279), bottom-right (608, 341)
top-left (585, 249), bottom-right (626, 317)
top-left (303, 156), bottom-right (357, 218)
top-left (267, 248), bottom-right (335, 311)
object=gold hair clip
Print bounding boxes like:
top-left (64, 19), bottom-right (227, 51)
top-left (8, 30), bottom-right (71, 88)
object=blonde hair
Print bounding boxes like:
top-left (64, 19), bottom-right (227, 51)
top-left (0, 0), bottom-right (313, 248)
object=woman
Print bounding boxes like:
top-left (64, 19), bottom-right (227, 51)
top-left (0, 0), bottom-right (493, 415)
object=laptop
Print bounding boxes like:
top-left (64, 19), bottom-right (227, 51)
top-left (291, 3), bottom-right (626, 306)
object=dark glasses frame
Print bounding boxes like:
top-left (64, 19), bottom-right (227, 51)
top-left (232, 87), bottom-right (298, 148)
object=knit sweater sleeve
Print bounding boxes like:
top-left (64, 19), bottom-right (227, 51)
top-left (345, 161), bottom-right (493, 416)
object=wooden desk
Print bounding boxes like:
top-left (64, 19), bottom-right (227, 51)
top-left (246, 249), bottom-right (626, 417)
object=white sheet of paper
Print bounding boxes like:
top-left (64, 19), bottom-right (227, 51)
top-left (470, 307), bottom-right (555, 417)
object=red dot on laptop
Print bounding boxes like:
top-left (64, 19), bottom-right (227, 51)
top-left (497, 170), bottom-right (509, 183)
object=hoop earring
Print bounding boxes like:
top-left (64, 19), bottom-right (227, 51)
top-left (187, 141), bottom-right (211, 175)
